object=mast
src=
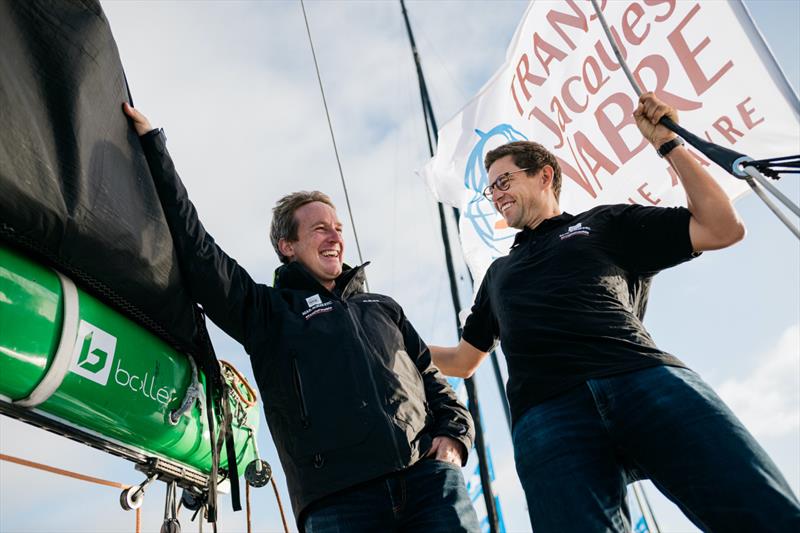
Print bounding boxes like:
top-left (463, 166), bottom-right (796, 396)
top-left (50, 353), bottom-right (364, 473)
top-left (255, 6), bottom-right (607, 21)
top-left (399, 2), bottom-right (500, 531)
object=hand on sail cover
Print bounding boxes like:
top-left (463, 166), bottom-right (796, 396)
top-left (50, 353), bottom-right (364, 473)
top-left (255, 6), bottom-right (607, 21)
top-left (122, 102), bottom-right (155, 136)
top-left (426, 435), bottom-right (465, 467)
top-left (633, 92), bottom-right (678, 148)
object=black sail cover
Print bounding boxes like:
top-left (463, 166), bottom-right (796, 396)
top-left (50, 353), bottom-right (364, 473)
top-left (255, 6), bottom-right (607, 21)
top-left (0, 0), bottom-right (200, 354)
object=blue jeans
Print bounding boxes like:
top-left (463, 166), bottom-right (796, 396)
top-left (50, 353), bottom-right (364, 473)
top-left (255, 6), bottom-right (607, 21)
top-left (303, 458), bottom-right (480, 533)
top-left (513, 365), bottom-right (800, 532)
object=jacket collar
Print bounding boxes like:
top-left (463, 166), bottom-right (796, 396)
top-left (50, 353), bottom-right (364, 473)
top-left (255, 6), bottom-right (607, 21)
top-left (273, 261), bottom-right (370, 298)
top-left (511, 212), bottom-right (574, 249)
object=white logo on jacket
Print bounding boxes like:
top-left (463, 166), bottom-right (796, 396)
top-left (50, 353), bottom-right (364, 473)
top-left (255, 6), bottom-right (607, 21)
top-left (559, 223), bottom-right (591, 240)
top-left (302, 300), bottom-right (334, 320)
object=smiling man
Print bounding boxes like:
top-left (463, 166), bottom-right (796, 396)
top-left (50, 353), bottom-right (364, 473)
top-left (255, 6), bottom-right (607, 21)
top-left (123, 104), bottom-right (478, 533)
top-left (430, 92), bottom-right (800, 532)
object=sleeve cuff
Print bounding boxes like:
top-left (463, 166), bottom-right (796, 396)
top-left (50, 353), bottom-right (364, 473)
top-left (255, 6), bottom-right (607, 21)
top-left (140, 127), bottom-right (163, 140)
top-left (433, 421), bottom-right (475, 466)
top-left (138, 128), bottom-right (168, 156)
top-left (462, 328), bottom-right (495, 354)
top-left (432, 431), bottom-right (472, 466)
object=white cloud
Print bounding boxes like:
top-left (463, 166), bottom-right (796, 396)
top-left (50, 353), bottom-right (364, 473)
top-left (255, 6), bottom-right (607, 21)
top-left (716, 324), bottom-right (800, 439)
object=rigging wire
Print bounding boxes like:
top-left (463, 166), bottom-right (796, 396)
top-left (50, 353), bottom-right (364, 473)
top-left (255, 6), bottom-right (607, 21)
top-left (299, 0), bottom-right (367, 273)
top-left (399, 0), bottom-right (513, 433)
top-left (400, 3), bottom-right (502, 533)
top-left (414, 26), bottom-right (471, 103)
top-left (0, 452), bottom-right (142, 533)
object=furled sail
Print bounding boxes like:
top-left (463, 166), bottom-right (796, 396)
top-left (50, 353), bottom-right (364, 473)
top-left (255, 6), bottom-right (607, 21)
top-left (0, 0), bottom-right (199, 354)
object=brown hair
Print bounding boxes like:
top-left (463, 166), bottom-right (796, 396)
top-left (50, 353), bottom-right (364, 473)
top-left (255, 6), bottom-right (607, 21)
top-left (270, 191), bottom-right (336, 264)
top-left (484, 141), bottom-right (562, 201)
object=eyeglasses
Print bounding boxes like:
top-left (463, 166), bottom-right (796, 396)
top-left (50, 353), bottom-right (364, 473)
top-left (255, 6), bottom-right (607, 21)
top-left (482, 167), bottom-right (534, 200)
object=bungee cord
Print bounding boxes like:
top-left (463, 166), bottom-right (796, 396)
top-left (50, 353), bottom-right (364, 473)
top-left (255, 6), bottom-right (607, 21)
top-left (589, 0), bottom-right (799, 240)
top-left (746, 155), bottom-right (800, 179)
top-left (299, 0), bottom-right (368, 277)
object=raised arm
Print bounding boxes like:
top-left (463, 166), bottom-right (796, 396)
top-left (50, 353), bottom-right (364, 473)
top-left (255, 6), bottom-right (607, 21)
top-left (633, 92), bottom-right (746, 252)
top-left (429, 340), bottom-right (488, 379)
top-left (123, 103), bottom-right (268, 346)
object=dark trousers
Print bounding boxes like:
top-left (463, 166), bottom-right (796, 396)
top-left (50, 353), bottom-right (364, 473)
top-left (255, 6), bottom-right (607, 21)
top-left (513, 365), bottom-right (800, 532)
top-left (303, 458), bottom-right (480, 533)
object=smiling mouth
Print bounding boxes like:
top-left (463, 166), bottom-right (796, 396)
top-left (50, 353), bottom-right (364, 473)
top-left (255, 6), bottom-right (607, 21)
top-left (320, 249), bottom-right (340, 259)
top-left (498, 200), bottom-right (514, 214)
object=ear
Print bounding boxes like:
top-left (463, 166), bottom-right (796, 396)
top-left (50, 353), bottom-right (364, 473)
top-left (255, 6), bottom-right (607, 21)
top-left (278, 238), bottom-right (295, 260)
top-left (540, 165), bottom-right (554, 190)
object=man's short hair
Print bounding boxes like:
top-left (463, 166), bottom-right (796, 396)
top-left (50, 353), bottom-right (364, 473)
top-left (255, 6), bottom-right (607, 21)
top-left (270, 191), bottom-right (336, 264)
top-left (484, 141), bottom-right (562, 202)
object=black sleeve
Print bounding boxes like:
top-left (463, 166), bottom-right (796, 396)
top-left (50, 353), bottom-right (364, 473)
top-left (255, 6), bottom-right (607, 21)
top-left (609, 204), bottom-right (698, 276)
top-left (396, 305), bottom-right (475, 464)
top-left (462, 269), bottom-right (499, 352)
top-left (139, 129), bottom-right (270, 347)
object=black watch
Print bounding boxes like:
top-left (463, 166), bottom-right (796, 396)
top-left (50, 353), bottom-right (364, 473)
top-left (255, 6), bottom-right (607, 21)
top-left (657, 136), bottom-right (684, 158)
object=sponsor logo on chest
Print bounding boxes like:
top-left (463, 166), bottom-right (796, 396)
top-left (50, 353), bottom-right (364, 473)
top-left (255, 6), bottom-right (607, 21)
top-left (302, 294), bottom-right (334, 320)
top-left (559, 222), bottom-right (592, 240)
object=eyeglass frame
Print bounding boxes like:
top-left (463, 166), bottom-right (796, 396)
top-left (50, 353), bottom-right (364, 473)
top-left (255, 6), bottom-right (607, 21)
top-left (482, 167), bottom-right (536, 200)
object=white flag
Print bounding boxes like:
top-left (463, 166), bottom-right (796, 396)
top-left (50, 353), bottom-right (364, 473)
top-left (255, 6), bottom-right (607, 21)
top-left (422, 0), bottom-right (800, 287)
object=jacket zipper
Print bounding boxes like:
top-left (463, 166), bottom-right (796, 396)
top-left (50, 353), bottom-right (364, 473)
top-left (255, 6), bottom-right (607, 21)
top-left (344, 304), bottom-right (403, 466)
top-left (292, 358), bottom-right (310, 429)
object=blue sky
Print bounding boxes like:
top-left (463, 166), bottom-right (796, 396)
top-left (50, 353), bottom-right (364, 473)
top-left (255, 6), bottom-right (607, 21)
top-left (1, 1), bottom-right (797, 532)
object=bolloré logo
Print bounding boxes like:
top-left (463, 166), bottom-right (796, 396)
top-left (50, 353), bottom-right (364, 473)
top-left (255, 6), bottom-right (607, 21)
top-left (68, 321), bottom-right (178, 406)
top-left (69, 321), bottom-right (117, 385)
top-left (114, 361), bottom-right (177, 406)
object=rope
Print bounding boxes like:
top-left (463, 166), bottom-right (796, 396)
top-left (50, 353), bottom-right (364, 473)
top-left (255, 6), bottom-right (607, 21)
top-left (170, 353), bottom-right (201, 425)
top-left (0, 453), bottom-right (141, 533)
top-left (242, 475), bottom-right (289, 533)
top-left (299, 0), bottom-right (367, 273)
top-left (220, 360), bottom-right (257, 408)
top-left (246, 483), bottom-right (252, 533)
top-left (748, 155), bottom-right (800, 167)
top-left (271, 476), bottom-right (291, 533)
top-left (746, 154), bottom-right (800, 179)
top-left (1, 452), bottom-right (129, 489)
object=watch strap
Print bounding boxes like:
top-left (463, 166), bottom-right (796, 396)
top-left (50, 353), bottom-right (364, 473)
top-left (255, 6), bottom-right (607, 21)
top-left (657, 136), bottom-right (684, 158)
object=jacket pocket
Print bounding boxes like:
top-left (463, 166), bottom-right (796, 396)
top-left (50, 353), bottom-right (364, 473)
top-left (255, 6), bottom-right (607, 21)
top-left (292, 357), bottom-right (310, 429)
top-left (286, 352), bottom-right (373, 460)
top-left (391, 349), bottom-right (428, 434)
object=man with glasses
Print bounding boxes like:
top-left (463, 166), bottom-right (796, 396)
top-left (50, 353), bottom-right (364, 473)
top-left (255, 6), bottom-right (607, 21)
top-left (123, 104), bottom-right (479, 533)
top-left (430, 92), bottom-right (800, 532)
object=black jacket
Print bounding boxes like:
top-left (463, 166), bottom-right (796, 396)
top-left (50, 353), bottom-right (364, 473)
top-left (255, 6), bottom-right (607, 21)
top-left (139, 129), bottom-right (475, 523)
